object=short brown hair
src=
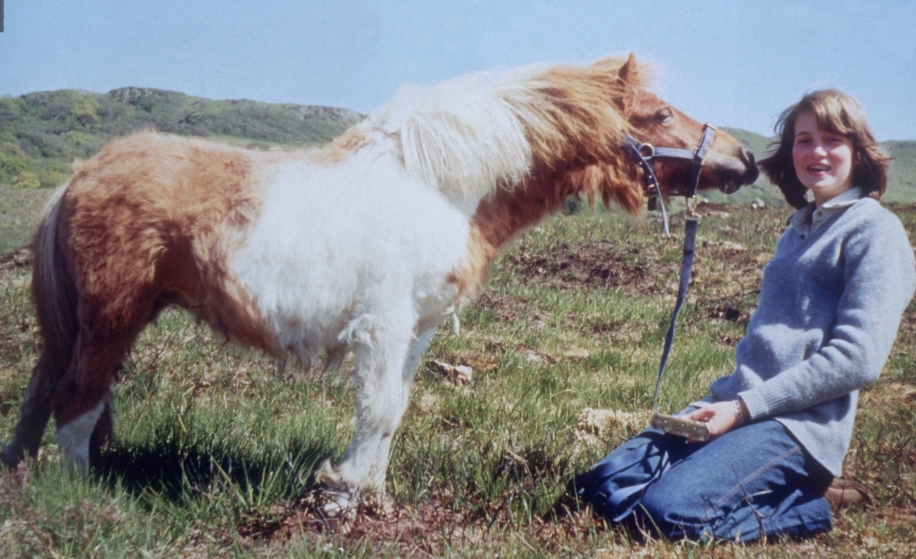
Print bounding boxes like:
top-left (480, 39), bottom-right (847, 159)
top-left (759, 89), bottom-right (892, 209)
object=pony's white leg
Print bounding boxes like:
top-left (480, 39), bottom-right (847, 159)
top-left (56, 400), bottom-right (105, 477)
top-left (316, 318), bottom-right (434, 499)
top-left (361, 326), bottom-right (435, 490)
top-left (405, 327), bottom-right (437, 384)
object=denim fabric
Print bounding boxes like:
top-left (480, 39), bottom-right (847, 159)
top-left (571, 420), bottom-right (833, 543)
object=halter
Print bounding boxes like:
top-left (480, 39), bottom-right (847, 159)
top-left (623, 123), bottom-right (718, 441)
top-left (622, 123), bottom-right (717, 236)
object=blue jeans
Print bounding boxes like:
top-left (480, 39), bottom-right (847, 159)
top-left (571, 420), bottom-right (833, 542)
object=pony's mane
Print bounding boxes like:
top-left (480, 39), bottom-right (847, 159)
top-left (353, 56), bottom-right (647, 204)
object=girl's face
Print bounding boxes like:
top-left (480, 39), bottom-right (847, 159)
top-left (792, 111), bottom-right (856, 205)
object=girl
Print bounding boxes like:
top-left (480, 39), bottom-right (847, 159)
top-left (572, 89), bottom-right (915, 542)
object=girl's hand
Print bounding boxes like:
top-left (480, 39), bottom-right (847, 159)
top-left (685, 399), bottom-right (748, 441)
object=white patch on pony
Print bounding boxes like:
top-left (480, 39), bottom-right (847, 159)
top-left (230, 59), bottom-right (636, 495)
top-left (56, 401), bottom-right (105, 477)
top-left (234, 151), bottom-right (469, 369)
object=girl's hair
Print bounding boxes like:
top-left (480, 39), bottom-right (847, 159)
top-left (759, 89), bottom-right (892, 209)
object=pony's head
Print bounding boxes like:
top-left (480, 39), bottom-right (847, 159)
top-left (546, 54), bottom-right (758, 215)
top-left (614, 54), bottom-right (759, 200)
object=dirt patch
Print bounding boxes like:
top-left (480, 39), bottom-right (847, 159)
top-left (237, 488), bottom-right (916, 556)
top-left (505, 241), bottom-right (676, 294)
top-left (705, 303), bottom-right (753, 325)
top-left (0, 245), bottom-right (32, 281)
top-left (692, 201), bottom-right (733, 216)
top-left (896, 306), bottom-right (916, 339)
top-left (237, 491), bottom-right (602, 556)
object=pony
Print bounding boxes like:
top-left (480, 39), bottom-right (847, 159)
top-left (1, 54), bottom-right (758, 510)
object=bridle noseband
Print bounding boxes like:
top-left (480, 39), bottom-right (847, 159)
top-left (623, 123), bottom-right (717, 234)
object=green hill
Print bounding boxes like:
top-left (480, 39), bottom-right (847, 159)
top-left (884, 141), bottom-right (916, 203)
top-left (714, 127), bottom-right (785, 207)
top-left (0, 88), bottom-right (363, 189)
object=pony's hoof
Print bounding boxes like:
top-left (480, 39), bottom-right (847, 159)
top-left (0, 444), bottom-right (25, 471)
top-left (306, 483), bottom-right (359, 523)
top-left (321, 490), bottom-right (358, 519)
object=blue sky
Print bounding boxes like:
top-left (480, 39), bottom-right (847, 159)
top-left (2, 1), bottom-right (915, 140)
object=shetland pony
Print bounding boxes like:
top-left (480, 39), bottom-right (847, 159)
top-left (1, 55), bottom-right (757, 506)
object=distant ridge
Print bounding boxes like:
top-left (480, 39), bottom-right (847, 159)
top-left (104, 87), bottom-right (364, 128)
top-left (0, 88), bottom-right (912, 204)
top-left (0, 87), bottom-right (364, 189)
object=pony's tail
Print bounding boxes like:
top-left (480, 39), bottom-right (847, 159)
top-left (1, 184), bottom-right (81, 468)
top-left (32, 184), bottom-right (80, 377)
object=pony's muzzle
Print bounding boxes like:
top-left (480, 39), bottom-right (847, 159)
top-left (717, 146), bottom-right (758, 194)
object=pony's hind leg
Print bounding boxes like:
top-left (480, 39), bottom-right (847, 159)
top-left (1, 352), bottom-right (60, 468)
top-left (52, 328), bottom-right (132, 477)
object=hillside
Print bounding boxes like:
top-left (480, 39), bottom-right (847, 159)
top-left (716, 127), bottom-right (784, 206)
top-left (0, 88), bottom-right (363, 190)
top-left (1, 89), bottom-right (914, 253)
top-left (884, 140), bottom-right (916, 203)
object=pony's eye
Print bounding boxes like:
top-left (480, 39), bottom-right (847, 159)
top-left (656, 108), bottom-right (674, 123)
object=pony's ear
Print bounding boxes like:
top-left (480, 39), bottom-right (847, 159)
top-left (613, 53), bottom-right (639, 113)
top-left (617, 53), bottom-right (638, 85)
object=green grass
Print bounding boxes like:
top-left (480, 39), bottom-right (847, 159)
top-left (0, 185), bottom-right (54, 255)
top-left (1, 205), bottom-right (915, 557)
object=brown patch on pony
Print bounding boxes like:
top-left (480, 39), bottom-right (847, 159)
top-left (51, 133), bottom-right (279, 425)
top-left (446, 227), bottom-right (499, 308)
top-left (454, 163), bottom-right (644, 299)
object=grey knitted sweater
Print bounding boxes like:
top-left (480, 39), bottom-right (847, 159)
top-left (699, 193), bottom-right (915, 476)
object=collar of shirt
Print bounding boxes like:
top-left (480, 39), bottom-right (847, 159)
top-left (787, 187), bottom-right (863, 237)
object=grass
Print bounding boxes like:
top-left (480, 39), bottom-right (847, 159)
top-left (1, 203), bottom-right (915, 557)
top-left (0, 185), bottom-right (54, 255)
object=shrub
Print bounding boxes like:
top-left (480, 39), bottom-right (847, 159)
top-left (11, 171), bottom-right (41, 189)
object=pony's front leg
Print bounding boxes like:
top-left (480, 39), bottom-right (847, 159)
top-left (316, 320), bottom-right (435, 510)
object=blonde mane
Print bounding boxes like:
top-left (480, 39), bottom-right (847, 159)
top-left (358, 56), bottom-right (645, 205)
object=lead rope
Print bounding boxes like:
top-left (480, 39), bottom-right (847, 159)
top-left (651, 212), bottom-right (697, 414)
top-left (642, 124), bottom-right (716, 441)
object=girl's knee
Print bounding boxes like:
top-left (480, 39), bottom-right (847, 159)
top-left (638, 478), bottom-right (717, 533)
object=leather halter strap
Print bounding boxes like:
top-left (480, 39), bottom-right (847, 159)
top-left (622, 123), bottom-right (717, 209)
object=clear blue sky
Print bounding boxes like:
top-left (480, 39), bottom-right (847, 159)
top-left (2, 1), bottom-right (914, 140)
